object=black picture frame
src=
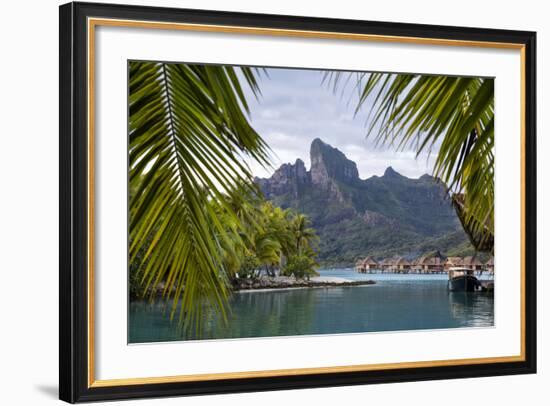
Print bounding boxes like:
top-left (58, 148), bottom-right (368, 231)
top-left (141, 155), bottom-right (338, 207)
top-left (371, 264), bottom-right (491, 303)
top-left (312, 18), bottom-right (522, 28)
top-left (59, 1), bottom-right (537, 403)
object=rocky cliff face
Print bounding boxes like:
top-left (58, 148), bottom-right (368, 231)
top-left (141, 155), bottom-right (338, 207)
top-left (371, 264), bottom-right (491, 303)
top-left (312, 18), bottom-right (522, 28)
top-left (310, 138), bottom-right (359, 186)
top-left (257, 138), bottom-right (359, 203)
top-left (255, 139), bottom-right (470, 265)
top-left (362, 210), bottom-right (397, 228)
top-left (256, 158), bottom-right (309, 199)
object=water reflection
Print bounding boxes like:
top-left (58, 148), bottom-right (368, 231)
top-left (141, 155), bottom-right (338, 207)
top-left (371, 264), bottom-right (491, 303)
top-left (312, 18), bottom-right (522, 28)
top-left (448, 291), bottom-right (495, 327)
top-left (129, 270), bottom-right (494, 343)
top-left (204, 288), bottom-right (318, 339)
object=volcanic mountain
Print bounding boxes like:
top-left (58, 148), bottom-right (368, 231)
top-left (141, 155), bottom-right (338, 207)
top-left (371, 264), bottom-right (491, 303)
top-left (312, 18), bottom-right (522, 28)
top-left (255, 138), bottom-right (474, 265)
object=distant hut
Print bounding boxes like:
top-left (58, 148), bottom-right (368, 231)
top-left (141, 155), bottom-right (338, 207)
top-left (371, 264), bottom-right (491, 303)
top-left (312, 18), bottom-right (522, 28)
top-left (444, 256), bottom-right (463, 270)
top-left (363, 256), bottom-right (379, 273)
top-left (392, 257), bottom-right (409, 273)
top-left (410, 258), bottom-right (422, 273)
top-left (384, 258), bottom-right (394, 272)
top-left (380, 258), bottom-right (392, 273)
top-left (463, 256), bottom-right (483, 271)
top-left (415, 255), bottom-right (431, 273)
top-left (416, 251), bottom-right (445, 273)
top-left (356, 256), bottom-right (378, 273)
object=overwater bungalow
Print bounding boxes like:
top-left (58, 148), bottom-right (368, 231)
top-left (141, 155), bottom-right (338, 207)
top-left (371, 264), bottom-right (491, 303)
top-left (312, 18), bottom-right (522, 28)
top-left (414, 258), bottom-right (428, 273)
top-left (384, 258), bottom-right (397, 272)
top-left (409, 259), bottom-right (421, 273)
top-left (355, 256), bottom-right (379, 273)
top-left (463, 256), bottom-right (483, 271)
top-left (415, 251), bottom-right (445, 273)
top-left (379, 258), bottom-right (392, 273)
top-left (383, 258), bottom-right (395, 272)
top-left (395, 257), bottom-right (411, 273)
top-left (355, 259), bottom-right (363, 272)
top-left (356, 252), bottom-right (493, 277)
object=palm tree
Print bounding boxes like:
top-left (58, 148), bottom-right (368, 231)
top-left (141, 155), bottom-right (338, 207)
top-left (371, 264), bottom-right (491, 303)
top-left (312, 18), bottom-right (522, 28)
top-left (252, 203), bottom-right (292, 276)
top-left (291, 214), bottom-right (318, 255)
top-left (129, 61), bottom-right (269, 332)
top-left (130, 61), bottom-right (493, 336)
top-left (326, 72), bottom-right (494, 251)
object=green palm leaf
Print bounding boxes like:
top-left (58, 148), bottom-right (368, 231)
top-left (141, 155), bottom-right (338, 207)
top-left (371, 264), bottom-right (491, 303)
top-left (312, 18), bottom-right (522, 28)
top-left (326, 72), bottom-right (494, 251)
top-left (129, 61), bottom-right (269, 334)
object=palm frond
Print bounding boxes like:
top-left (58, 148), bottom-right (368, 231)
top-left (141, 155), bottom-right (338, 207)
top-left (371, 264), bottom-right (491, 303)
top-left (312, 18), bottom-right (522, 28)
top-left (452, 194), bottom-right (493, 253)
top-left (326, 72), bottom-right (494, 251)
top-left (129, 61), bottom-right (268, 334)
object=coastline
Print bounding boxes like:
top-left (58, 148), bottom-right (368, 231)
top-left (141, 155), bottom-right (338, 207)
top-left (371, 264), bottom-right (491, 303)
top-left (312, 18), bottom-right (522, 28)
top-left (232, 276), bottom-right (375, 292)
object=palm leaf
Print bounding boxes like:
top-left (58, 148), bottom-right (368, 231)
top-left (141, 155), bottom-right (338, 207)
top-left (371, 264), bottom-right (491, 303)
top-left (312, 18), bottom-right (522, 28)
top-left (129, 61), bottom-right (268, 335)
top-left (326, 72), bottom-right (494, 251)
top-left (452, 194), bottom-right (493, 252)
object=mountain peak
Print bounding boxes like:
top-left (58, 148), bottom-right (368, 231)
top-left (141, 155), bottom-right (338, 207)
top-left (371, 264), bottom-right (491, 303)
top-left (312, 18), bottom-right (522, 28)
top-left (419, 173), bottom-right (434, 181)
top-left (295, 158), bottom-right (305, 168)
top-left (255, 157), bottom-right (309, 199)
top-left (311, 137), bottom-right (326, 148)
top-left (310, 139), bottom-right (359, 185)
top-left (254, 144), bottom-right (465, 265)
top-left (383, 166), bottom-right (402, 178)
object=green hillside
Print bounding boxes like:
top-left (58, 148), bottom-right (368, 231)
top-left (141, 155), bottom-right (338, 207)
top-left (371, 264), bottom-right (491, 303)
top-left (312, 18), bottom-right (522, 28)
top-left (256, 139), bottom-right (477, 266)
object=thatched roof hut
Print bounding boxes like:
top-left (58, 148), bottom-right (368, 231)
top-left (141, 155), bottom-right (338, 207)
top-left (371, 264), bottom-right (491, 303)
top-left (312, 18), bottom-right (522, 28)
top-left (463, 256), bottom-right (483, 270)
top-left (395, 257), bottom-right (410, 265)
top-left (395, 257), bottom-right (411, 270)
top-left (417, 256), bottom-right (444, 267)
top-left (362, 256), bottom-right (378, 267)
top-left (415, 251), bottom-right (445, 272)
top-left (380, 258), bottom-right (392, 268)
top-left (356, 256), bottom-right (379, 272)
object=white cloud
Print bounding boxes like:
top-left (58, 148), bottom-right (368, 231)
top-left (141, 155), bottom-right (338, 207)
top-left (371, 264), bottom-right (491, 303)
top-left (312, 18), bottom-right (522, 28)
top-left (259, 109), bottom-right (281, 120)
top-left (241, 68), bottom-right (440, 180)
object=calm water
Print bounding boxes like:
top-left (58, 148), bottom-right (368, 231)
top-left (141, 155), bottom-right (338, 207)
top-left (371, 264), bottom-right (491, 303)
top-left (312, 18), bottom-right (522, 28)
top-left (129, 269), bottom-right (494, 343)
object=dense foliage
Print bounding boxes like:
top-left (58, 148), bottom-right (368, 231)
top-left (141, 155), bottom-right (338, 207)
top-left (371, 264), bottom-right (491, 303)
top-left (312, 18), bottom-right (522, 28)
top-left (129, 62), bottom-right (269, 331)
top-left (282, 254), bottom-right (319, 279)
top-left (130, 187), bottom-right (320, 295)
top-left (220, 193), bottom-right (319, 280)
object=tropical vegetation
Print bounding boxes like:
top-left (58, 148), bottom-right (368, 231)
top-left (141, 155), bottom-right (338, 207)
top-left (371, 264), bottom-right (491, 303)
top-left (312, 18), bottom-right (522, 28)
top-left (129, 62), bottom-right (271, 331)
top-left (220, 192), bottom-right (319, 280)
top-left (129, 62), bottom-right (318, 332)
top-left (129, 61), bottom-right (494, 334)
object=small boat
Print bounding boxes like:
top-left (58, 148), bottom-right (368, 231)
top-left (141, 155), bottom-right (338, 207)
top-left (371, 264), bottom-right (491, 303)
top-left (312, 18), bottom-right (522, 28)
top-left (447, 267), bottom-right (481, 292)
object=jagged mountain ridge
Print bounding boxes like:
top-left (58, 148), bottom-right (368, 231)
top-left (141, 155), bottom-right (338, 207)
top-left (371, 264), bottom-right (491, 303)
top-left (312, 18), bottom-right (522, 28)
top-left (255, 138), bottom-right (473, 265)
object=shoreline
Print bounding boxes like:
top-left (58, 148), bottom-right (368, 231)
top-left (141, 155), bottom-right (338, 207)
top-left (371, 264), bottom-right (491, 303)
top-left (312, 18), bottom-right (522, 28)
top-left (235, 283), bottom-right (375, 293)
top-left (232, 276), bottom-right (375, 292)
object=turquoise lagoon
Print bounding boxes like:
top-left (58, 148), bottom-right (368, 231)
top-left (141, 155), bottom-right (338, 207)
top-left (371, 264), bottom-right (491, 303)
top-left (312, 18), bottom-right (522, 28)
top-left (128, 268), bottom-right (494, 343)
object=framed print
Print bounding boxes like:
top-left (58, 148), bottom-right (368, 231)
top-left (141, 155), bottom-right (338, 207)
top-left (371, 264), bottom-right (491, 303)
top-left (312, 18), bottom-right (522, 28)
top-left (59, 1), bottom-right (537, 403)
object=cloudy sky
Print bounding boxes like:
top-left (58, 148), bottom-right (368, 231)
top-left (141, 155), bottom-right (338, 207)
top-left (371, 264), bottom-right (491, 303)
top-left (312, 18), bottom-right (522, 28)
top-left (242, 67), bottom-right (437, 180)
